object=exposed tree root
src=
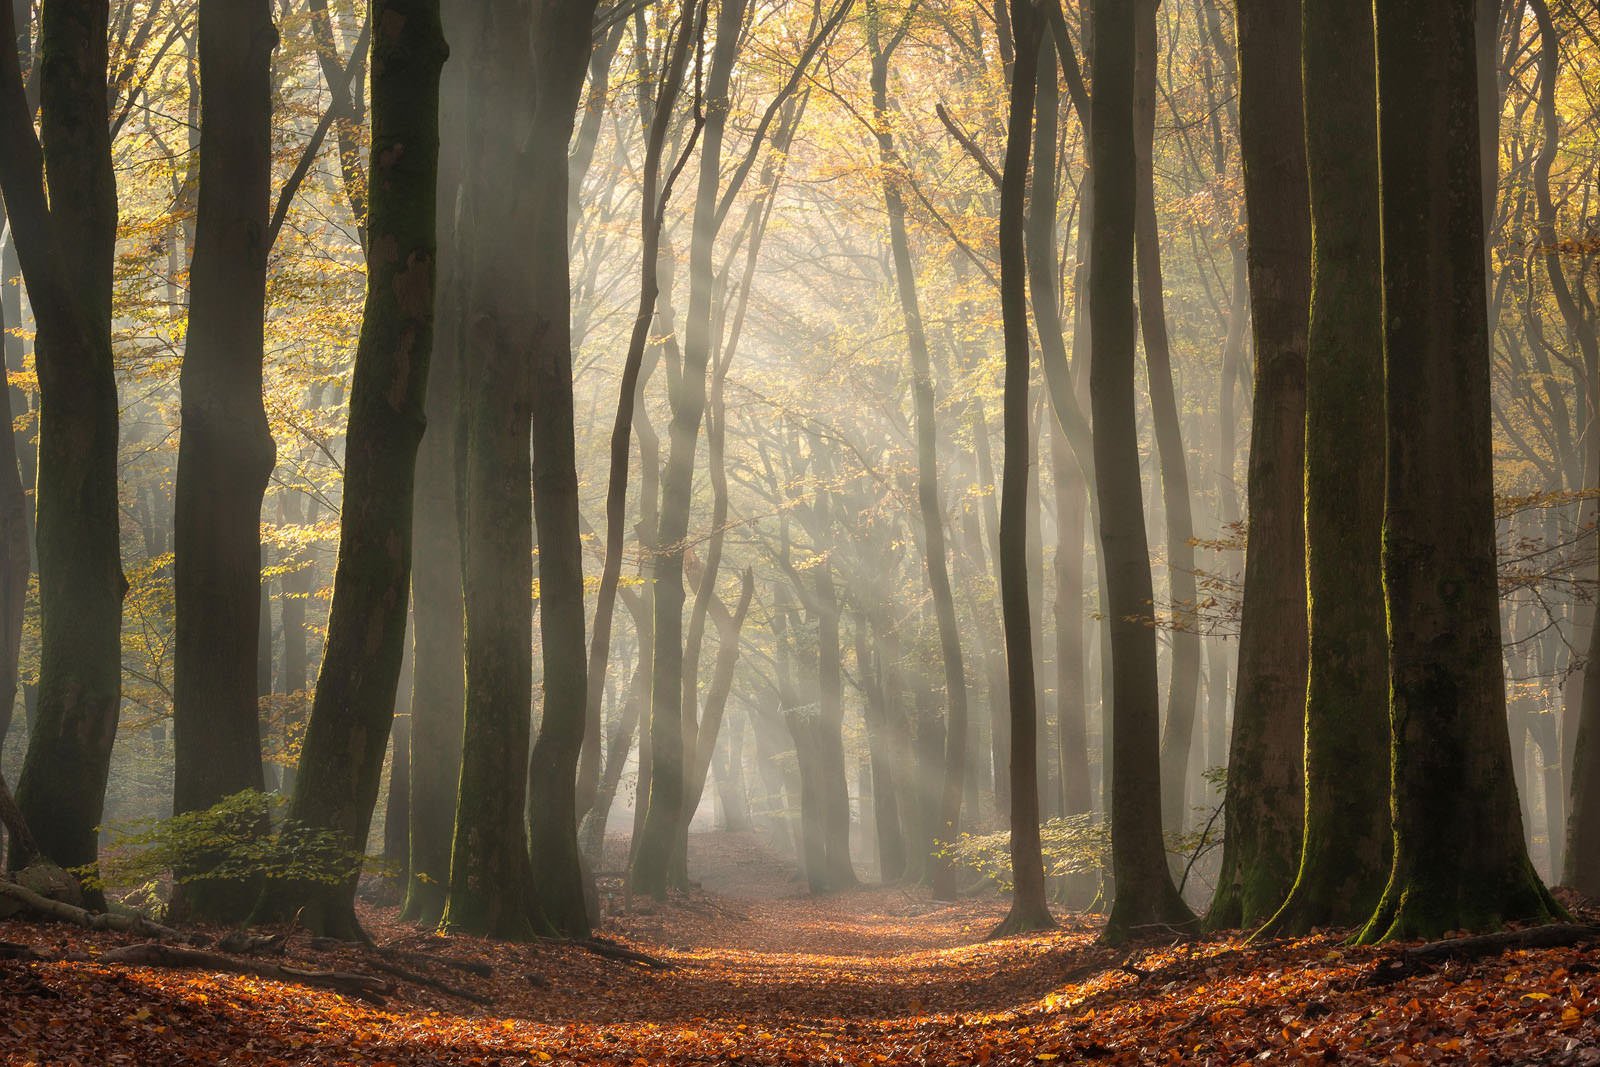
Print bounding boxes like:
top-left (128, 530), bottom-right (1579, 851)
top-left (1367, 924), bottom-right (1600, 985)
top-left (98, 942), bottom-right (393, 1004)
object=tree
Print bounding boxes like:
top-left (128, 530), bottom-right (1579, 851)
top-left (400, 0), bottom-right (473, 930)
top-left (0, 0), bottom-right (126, 900)
top-left (1090, 0), bottom-right (1195, 946)
top-left (990, 0), bottom-right (1052, 939)
top-left (252, 0), bottom-right (447, 940)
top-left (169, 0), bottom-right (278, 924)
top-left (1356, 0), bottom-right (1561, 944)
top-left (1206, 0), bottom-right (1309, 933)
top-left (447, 0), bottom-right (598, 938)
top-left (866, 0), bottom-right (967, 901)
top-left (1132, 0), bottom-right (1202, 838)
top-left (1259, 0), bottom-right (1387, 938)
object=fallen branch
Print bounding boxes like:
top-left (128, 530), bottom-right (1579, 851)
top-left (379, 945), bottom-right (493, 979)
top-left (99, 942), bottom-right (393, 1004)
top-left (364, 956), bottom-right (492, 1006)
top-left (0, 879), bottom-right (179, 940)
top-left (0, 940), bottom-right (46, 961)
top-left (1368, 924), bottom-right (1600, 986)
top-left (577, 935), bottom-right (673, 970)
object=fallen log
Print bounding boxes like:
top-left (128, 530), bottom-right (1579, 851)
top-left (1368, 924), bottom-right (1600, 985)
top-left (100, 942), bottom-right (393, 1004)
top-left (0, 879), bottom-right (180, 940)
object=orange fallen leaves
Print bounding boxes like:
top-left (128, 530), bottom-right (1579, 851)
top-left (0, 836), bottom-right (1595, 1066)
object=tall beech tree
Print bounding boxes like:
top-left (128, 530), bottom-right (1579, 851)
top-left (1132, 0), bottom-right (1202, 836)
top-left (1356, 0), bottom-right (1561, 943)
top-left (252, 0), bottom-right (447, 940)
top-left (991, 0), bottom-right (1052, 938)
top-left (1090, 0), bottom-right (1194, 946)
top-left (448, 0), bottom-right (598, 937)
top-left (1261, 0), bottom-right (1387, 937)
top-left (400, 0), bottom-right (472, 929)
top-left (521, 0), bottom-right (603, 938)
top-left (1207, 0), bottom-right (1310, 932)
top-left (866, 0), bottom-right (967, 902)
top-left (169, 0), bottom-right (278, 925)
top-left (0, 0), bottom-right (126, 897)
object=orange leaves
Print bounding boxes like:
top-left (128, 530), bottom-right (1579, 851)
top-left (0, 868), bottom-right (1598, 1066)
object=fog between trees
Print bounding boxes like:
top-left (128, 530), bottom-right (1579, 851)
top-left (0, 0), bottom-right (1594, 948)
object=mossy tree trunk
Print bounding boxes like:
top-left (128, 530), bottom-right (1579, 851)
top-left (170, 0), bottom-right (278, 925)
top-left (1260, 0), bottom-right (1388, 938)
top-left (253, 0), bottom-right (446, 940)
top-left (991, 0), bottom-right (1053, 939)
top-left (1206, 0), bottom-right (1310, 933)
top-left (0, 0), bottom-right (126, 903)
top-left (1090, 0), bottom-right (1195, 946)
top-left (1356, 0), bottom-right (1562, 944)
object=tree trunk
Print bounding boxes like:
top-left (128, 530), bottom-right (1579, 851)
top-left (170, 0), bottom-right (278, 925)
top-left (1356, 0), bottom-right (1560, 942)
top-left (1091, 0), bottom-right (1195, 946)
top-left (1566, 565), bottom-right (1600, 896)
top-left (0, 223), bottom-right (29, 764)
top-left (991, 0), bottom-right (1053, 938)
top-left (252, 0), bottom-right (446, 939)
top-left (522, 0), bottom-right (600, 939)
top-left (1206, 0), bottom-right (1310, 933)
top-left (0, 0), bottom-right (126, 903)
top-left (859, 619), bottom-right (905, 882)
top-left (579, 0), bottom-right (697, 831)
top-left (399, 0), bottom-right (468, 926)
top-left (1261, 0), bottom-right (1388, 937)
top-left (867, 10), bottom-right (968, 903)
top-left (1133, 0), bottom-right (1202, 837)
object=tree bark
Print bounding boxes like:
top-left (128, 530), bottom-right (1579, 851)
top-left (0, 0), bottom-right (126, 902)
top-left (633, 0), bottom-right (751, 900)
top-left (1356, 0), bottom-right (1560, 943)
top-left (399, 0), bottom-right (470, 927)
top-left (867, 3), bottom-right (968, 903)
top-left (1092, 0), bottom-right (1195, 946)
top-left (991, 0), bottom-right (1053, 938)
top-left (170, 0), bottom-right (278, 925)
top-left (253, 0), bottom-right (446, 939)
top-left (522, 0), bottom-right (602, 939)
top-left (1133, 0), bottom-right (1202, 837)
top-left (1206, 0), bottom-right (1310, 933)
top-left (1260, 0), bottom-right (1388, 938)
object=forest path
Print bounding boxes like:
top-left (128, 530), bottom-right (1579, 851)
top-left (591, 829), bottom-right (1099, 1022)
top-left (0, 832), bottom-right (1596, 1064)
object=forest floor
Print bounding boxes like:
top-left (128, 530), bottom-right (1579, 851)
top-left (0, 831), bottom-right (1597, 1065)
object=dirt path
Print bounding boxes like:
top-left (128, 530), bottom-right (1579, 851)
top-left (0, 831), bottom-right (1596, 1064)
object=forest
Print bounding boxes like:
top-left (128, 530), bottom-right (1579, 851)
top-left (0, 0), bottom-right (1597, 1062)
